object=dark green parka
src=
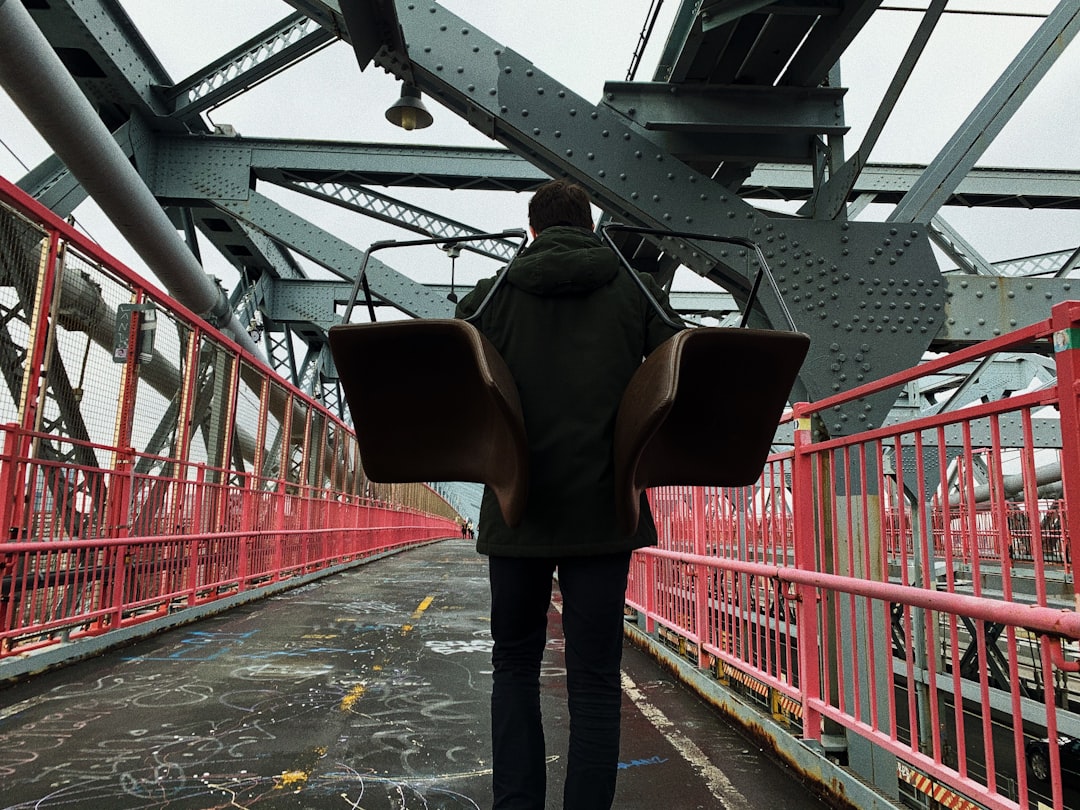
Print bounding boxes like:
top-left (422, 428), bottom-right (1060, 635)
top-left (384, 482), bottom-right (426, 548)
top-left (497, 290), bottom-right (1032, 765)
top-left (455, 226), bottom-right (682, 557)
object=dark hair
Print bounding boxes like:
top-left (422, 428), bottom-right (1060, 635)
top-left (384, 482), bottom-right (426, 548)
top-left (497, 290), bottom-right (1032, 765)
top-left (528, 179), bottom-right (593, 233)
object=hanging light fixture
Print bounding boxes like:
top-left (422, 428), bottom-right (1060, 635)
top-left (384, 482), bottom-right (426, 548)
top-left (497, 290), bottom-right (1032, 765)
top-left (385, 82), bottom-right (433, 131)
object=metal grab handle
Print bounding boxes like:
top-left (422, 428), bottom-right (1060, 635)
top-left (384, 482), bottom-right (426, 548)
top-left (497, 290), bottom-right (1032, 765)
top-left (599, 224), bottom-right (799, 332)
top-left (342, 229), bottom-right (529, 324)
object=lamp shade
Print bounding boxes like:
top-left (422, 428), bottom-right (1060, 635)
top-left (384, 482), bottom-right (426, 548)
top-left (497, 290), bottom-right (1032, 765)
top-left (385, 83), bottom-right (433, 131)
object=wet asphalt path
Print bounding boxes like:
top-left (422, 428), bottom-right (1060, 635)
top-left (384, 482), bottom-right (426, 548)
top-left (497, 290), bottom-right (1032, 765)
top-left (0, 539), bottom-right (826, 809)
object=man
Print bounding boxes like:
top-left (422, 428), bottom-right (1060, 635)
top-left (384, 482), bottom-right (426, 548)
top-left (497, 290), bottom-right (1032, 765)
top-left (456, 179), bottom-right (682, 809)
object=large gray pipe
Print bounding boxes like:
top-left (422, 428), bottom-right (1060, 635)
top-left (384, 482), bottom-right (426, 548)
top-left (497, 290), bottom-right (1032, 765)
top-left (0, 0), bottom-right (262, 359)
top-left (948, 460), bottom-right (1062, 507)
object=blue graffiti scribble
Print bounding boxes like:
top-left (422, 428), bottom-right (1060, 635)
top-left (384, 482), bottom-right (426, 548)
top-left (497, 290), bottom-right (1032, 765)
top-left (123, 629), bottom-right (259, 661)
top-left (618, 755), bottom-right (668, 770)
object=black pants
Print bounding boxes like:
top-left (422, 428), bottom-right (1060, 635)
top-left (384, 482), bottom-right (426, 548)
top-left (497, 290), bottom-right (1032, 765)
top-left (488, 551), bottom-right (632, 810)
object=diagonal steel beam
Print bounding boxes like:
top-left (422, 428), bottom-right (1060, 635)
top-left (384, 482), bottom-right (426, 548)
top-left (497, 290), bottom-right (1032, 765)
top-left (209, 190), bottom-right (454, 320)
top-left (163, 13), bottom-right (335, 117)
top-left (889, 0), bottom-right (1080, 224)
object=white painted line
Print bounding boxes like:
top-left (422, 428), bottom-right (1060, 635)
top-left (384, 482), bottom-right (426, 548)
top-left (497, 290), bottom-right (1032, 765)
top-left (620, 670), bottom-right (754, 810)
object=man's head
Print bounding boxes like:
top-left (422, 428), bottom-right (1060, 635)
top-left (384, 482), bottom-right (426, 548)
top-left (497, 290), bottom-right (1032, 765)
top-left (528, 179), bottom-right (593, 235)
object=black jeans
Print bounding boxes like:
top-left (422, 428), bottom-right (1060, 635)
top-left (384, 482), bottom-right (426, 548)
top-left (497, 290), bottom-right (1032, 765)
top-left (488, 551), bottom-right (632, 810)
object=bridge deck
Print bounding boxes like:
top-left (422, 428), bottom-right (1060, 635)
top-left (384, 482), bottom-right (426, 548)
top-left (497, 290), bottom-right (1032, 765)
top-left (0, 539), bottom-right (827, 809)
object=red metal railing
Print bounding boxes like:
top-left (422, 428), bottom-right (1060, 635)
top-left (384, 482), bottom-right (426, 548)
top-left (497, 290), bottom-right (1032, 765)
top-left (0, 177), bottom-right (459, 661)
top-left (629, 302), bottom-right (1080, 810)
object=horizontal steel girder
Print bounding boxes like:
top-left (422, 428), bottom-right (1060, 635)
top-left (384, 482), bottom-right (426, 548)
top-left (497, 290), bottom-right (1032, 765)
top-left (147, 134), bottom-right (1080, 209)
top-left (938, 275), bottom-right (1080, 346)
top-left (601, 81), bottom-right (847, 136)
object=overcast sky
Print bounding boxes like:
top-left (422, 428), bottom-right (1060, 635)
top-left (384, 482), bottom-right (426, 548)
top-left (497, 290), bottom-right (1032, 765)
top-left (1, 0), bottom-right (1078, 293)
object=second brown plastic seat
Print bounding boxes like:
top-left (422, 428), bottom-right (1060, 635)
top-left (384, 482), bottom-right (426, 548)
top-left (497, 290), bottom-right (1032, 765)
top-left (614, 327), bottom-right (810, 536)
top-left (328, 318), bottom-right (528, 527)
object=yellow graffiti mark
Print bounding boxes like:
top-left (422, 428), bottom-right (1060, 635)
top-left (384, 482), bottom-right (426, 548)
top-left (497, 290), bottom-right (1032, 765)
top-left (275, 746), bottom-right (327, 790)
top-left (340, 684), bottom-right (366, 712)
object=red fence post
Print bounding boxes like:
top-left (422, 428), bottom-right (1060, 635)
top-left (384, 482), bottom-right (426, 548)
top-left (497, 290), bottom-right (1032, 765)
top-left (0, 424), bottom-right (28, 542)
top-left (237, 473), bottom-right (251, 590)
top-left (1051, 300), bottom-right (1080, 607)
top-left (692, 486), bottom-right (710, 668)
top-left (791, 405), bottom-right (822, 742)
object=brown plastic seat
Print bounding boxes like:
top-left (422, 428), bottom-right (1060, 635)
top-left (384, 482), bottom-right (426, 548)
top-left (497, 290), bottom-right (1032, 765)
top-left (328, 319), bottom-right (528, 527)
top-left (614, 327), bottom-right (810, 536)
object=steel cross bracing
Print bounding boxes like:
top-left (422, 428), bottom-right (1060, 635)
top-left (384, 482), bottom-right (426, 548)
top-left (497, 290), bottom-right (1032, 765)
top-left (6, 0), bottom-right (1080, 442)
top-left (285, 180), bottom-right (522, 262)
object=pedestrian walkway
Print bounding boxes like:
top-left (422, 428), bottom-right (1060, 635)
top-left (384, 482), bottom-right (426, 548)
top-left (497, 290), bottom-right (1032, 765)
top-left (0, 539), bottom-right (828, 809)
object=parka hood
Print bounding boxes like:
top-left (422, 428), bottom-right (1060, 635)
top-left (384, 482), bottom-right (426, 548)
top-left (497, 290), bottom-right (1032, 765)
top-left (506, 226), bottom-right (619, 297)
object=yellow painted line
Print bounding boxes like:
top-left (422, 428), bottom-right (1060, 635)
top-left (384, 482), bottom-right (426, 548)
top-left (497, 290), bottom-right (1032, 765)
top-left (412, 595), bottom-right (435, 618)
top-left (403, 595), bottom-right (435, 634)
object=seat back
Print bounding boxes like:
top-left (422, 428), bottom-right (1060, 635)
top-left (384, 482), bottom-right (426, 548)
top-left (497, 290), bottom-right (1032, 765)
top-left (328, 319), bottom-right (528, 527)
top-left (614, 327), bottom-right (810, 535)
